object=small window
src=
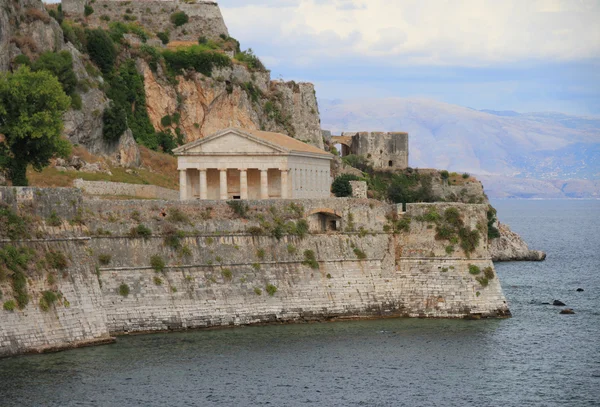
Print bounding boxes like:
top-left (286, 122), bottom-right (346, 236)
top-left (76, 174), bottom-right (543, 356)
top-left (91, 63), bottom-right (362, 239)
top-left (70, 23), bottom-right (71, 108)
top-left (388, 161), bottom-right (393, 167)
top-left (233, 195), bottom-right (241, 200)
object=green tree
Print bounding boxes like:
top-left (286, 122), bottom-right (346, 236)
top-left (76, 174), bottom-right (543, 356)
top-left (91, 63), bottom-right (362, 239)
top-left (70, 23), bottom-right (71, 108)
top-left (331, 174), bottom-right (360, 197)
top-left (32, 51), bottom-right (78, 96)
top-left (0, 67), bottom-right (71, 185)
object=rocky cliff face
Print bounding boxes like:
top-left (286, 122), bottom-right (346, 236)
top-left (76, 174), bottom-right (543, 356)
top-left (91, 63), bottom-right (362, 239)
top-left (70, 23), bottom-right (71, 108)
top-left (0, 0), bottom-right (63, 70)
top-left (141, 61), bottom-right (324, 149)
top-left (490, 223), bottom-right (546, 262)
top-left (0, 0), bottom-right (140, 167)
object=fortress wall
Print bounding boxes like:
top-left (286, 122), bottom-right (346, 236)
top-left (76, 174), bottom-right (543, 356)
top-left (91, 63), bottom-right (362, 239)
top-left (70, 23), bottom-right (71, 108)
top-left (73, 179), bottom-right (179, 200)
top-left (0, 190), bottom-right (509, 357)
top-left (84, 1), bottom-right (229, 41)
top-left (0, 240), bottom-right (112, 357)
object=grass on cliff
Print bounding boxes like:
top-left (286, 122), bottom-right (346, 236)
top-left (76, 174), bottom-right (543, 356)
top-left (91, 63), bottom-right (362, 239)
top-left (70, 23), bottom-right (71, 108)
top-left (27, 146), bottom-right (178, 191)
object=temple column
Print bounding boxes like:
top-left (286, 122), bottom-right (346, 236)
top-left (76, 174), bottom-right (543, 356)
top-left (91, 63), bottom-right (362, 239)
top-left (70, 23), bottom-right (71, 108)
top-left (260, 169), bottom-right (269, 199)
top-left (219, 169), bottom-right (228, 200)
top-left (179, 170), bottom-right (187, 200)
top-left (240, 169), bottom-right (248, 200)
top-left (199, 169), bottom-right (208, 200)
top-left (281, 170), bottom-right (289, 199)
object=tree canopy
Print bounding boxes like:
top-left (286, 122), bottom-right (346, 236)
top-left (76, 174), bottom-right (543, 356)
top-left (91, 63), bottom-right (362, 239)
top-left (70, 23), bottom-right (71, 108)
top-left (0, 67), bottom-right (72, 185)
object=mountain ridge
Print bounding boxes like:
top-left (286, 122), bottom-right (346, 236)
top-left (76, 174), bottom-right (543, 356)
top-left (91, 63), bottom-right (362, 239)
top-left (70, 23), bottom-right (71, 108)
top-left (320, 97), bottom-right (600, 198)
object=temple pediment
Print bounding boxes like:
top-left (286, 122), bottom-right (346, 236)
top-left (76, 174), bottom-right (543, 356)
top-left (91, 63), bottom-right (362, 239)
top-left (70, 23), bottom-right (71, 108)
top-left (174, 128), bottom-right (289, 155)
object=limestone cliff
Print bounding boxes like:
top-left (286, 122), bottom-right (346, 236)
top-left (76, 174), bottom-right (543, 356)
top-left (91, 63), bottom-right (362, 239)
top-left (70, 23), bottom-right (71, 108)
top-left (490, 223), bottom-right (546, 262)
top-left (141, 61), bottom-right (324, 149)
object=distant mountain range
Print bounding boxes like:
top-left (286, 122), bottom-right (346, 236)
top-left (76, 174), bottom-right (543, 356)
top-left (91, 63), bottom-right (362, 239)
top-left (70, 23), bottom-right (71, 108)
top-left (320, 98), bottom-right (600, 198)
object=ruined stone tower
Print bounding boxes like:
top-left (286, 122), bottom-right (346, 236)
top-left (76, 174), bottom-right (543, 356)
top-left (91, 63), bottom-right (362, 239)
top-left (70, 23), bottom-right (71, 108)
top-left (340, 132), bottom-right (409, 170)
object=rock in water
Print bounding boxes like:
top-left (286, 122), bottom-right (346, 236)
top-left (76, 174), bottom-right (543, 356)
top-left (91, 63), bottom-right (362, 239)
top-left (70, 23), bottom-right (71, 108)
top-left (553, 300), bottom-right (566, 306)
top-left (560, 309), bottom-right (575, 315)
top-left (576, 288), bottom-right (584, 292)
top-left (489, 223), bottom-right (546, 262)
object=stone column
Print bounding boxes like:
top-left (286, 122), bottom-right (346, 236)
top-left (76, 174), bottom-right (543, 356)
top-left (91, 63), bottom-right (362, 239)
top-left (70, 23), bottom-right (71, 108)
top-left (281, 170), bottom-right (289, 199)
top-left (260, 169), bottom-right (269, 199)
top-left (219, 169), bottom-right (228, 200)
top-left (179, 170), bottom-right (187, 200)
top-left (199, 169), bottom-right (208, 200)
top-left (240, 169), bottom-right (248, 200)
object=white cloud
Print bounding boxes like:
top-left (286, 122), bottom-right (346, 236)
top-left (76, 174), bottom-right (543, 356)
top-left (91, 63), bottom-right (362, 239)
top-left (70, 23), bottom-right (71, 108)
top-left (222, 0), bottom-right (600, 66)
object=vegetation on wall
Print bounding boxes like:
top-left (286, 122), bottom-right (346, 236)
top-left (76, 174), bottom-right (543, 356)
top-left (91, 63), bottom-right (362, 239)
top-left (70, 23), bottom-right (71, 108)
top-left (0, 245), bottom-right (34, 309)
top-left (170, 11), bottom-right (189, 27)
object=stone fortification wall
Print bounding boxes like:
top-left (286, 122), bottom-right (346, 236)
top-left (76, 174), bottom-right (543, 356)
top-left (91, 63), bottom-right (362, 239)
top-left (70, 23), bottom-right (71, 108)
top-left (0, 239), bottom-right (113, 356)
top-left (73, 179), bottom-right (179, 200)
top-left (0, 190), bottom-right (509, 357)
top-left (341, 132), bottom-right (409, 170)
top-left (0, 187), bottom-right (83, 219)
top-left (80, 0), bottom-right (229, 42)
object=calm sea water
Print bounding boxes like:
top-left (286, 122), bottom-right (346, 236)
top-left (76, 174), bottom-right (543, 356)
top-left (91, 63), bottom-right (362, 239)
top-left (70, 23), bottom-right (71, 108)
top-left (1, 200), bottom-right (599, 407)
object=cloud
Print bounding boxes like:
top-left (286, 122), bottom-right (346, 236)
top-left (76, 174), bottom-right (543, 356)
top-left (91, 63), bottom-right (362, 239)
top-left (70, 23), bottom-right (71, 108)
top-left (221, 0), bottom-right (600, 66)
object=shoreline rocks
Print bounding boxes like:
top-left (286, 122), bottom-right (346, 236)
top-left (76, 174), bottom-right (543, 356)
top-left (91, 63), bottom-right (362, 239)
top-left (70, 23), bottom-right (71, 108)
top-left (490, 223), bottom-right (546, 262)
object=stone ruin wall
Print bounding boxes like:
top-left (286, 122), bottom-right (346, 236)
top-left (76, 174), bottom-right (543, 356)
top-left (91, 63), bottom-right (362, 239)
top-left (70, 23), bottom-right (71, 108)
top-left (0, 188), bottom-right (509, 357)
top-left (345, 132), bottom-right (409, 170)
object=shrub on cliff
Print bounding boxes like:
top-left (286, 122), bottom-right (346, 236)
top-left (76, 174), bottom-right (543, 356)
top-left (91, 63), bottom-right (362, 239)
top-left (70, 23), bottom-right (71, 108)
top-left (234, 49), bottom-right (265, 71)
top-left (85, 29), bottom-right (117, 74)
top-left (342, 154), bottom-right (371, 172)
top-left (157, 31), bottom-right (170, 45)
top-left (0, 67), bottom-right (71, 186)
top-left (102, 102), bottom-right (128, 142)
top-left (170, 11), bottom-right (189, 27)
top-left (32, 51), bottom-right (78, 99)
top-left (84, 5), bottom-right (94, 17)
top-left (163, 45), bottom-right (232, 77)
top-left (332, 174), bottom-right (360, 197)
top-left (487, 206), bottom-right (500, 240)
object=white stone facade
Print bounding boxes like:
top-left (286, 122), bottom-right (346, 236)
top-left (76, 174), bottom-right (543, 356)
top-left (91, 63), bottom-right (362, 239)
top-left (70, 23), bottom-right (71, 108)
top-left (173, 128), bottom-right (333, 201)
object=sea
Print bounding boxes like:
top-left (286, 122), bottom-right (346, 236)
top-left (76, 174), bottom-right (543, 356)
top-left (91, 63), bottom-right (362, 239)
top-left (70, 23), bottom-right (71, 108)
top-left (0, 199), bottom-right (598, 407)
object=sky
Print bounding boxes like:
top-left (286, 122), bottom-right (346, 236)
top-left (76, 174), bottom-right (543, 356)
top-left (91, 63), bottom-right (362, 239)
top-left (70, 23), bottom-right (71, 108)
top-left (48, 0), bottom-right (600, 115)
top-left (217, 0), bottom-right (600, 115)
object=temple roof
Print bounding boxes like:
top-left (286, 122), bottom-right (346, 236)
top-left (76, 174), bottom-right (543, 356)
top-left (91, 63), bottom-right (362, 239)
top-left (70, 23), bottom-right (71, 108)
top-left (173, 128), bottom-right (332, 158)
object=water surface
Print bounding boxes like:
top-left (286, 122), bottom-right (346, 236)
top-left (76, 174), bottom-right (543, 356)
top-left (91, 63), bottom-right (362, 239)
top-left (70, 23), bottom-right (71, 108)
top-left (1, 200), bottom-right (598, 406)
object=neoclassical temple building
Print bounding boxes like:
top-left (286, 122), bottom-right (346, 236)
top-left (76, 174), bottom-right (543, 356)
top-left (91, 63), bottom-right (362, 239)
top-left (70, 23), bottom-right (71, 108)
top-left (173, 128), bottom-right (333, 200)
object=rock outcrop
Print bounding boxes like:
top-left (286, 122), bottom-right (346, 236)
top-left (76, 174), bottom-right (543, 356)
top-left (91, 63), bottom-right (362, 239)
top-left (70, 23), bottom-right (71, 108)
top-left (141, 61), bottom-right (324, 149)
top-left (489, 223), bottom-right (546, 262)
top-left (0, 0), bottom-right (63, 71)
